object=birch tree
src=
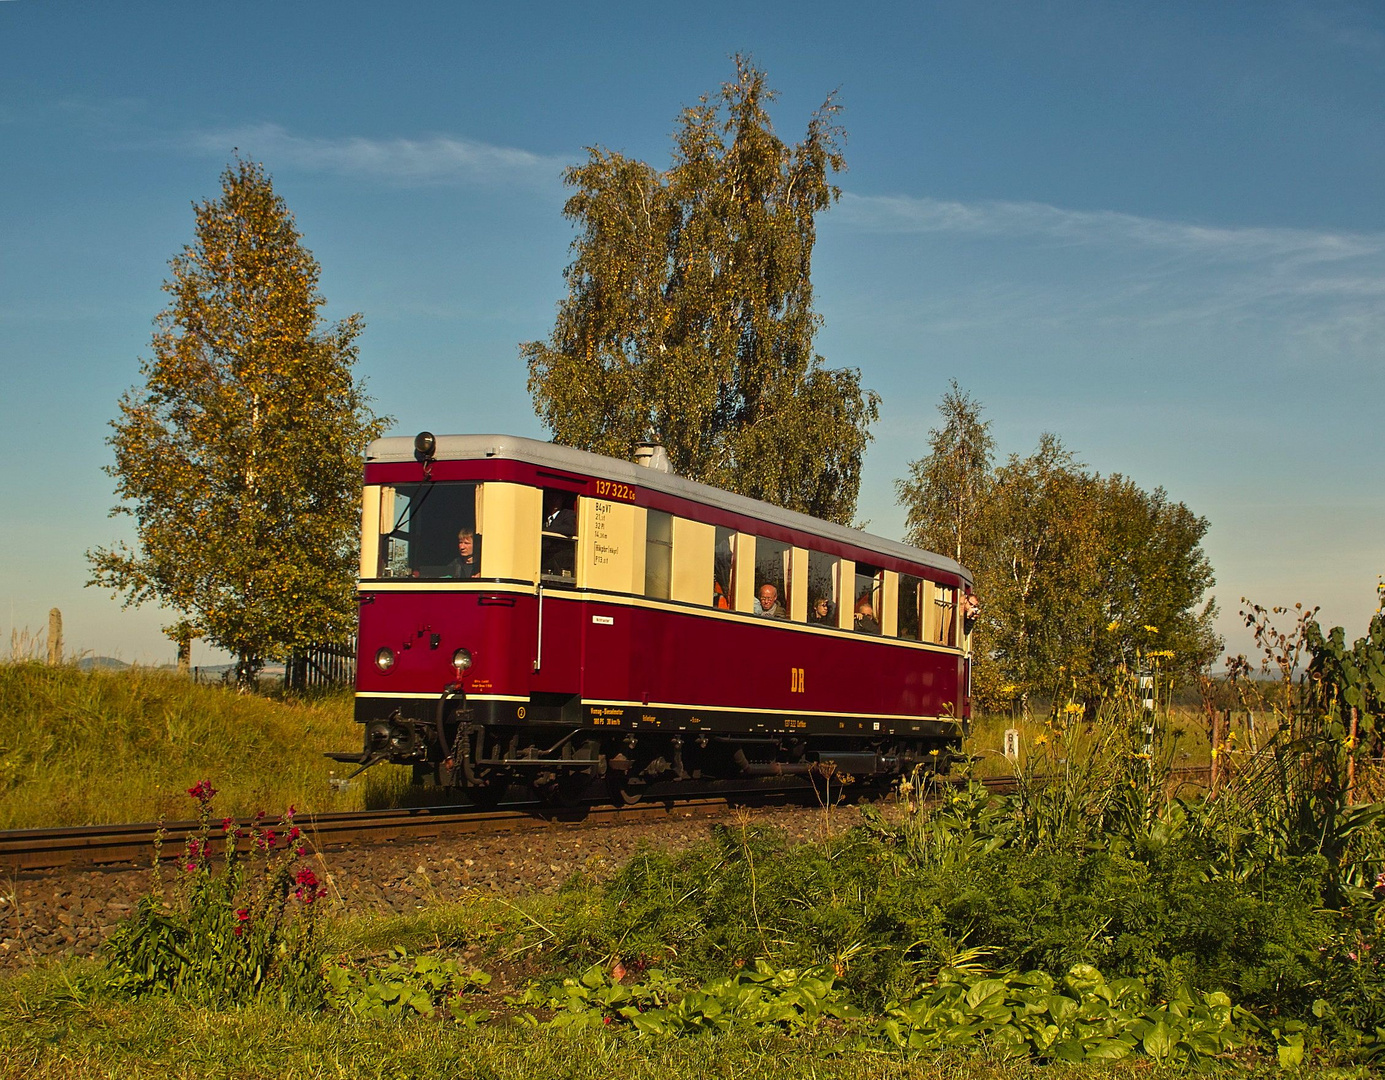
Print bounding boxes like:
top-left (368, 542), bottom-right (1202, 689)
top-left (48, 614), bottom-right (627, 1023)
top-left (88, 159), bottom-right (387, 682)
top-left (524, 57), bottom-right (879, 525)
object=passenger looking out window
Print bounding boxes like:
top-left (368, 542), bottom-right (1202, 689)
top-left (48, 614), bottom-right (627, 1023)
top-left (754, 538), bottom-right (791, 618)
top-left (444, 528), bottom-right (480, 580)
top-left (540, 488), bottom-right (578, 580)
top-left (808, 551), bottom-right (840, 629)
top-left (854, 563), bottom-right (884, 634)
top-left (755, 584), bottom-right (787, 619)
top-left (854, 593), bottom-right (881, 635)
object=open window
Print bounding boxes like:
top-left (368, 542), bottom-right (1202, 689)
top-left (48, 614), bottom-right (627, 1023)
top-left (898, 574), bottom-right (924, 640)
top-left (713, 527), bottom-right (736, 610)
top-left (540, 488), bottom-right (578, 582)
top-left (853, 562), bottom-right (883, 635)
top-left (376, 482), bottom-right (481, 580)
top-left (807, 551), bottom-right (840, 627)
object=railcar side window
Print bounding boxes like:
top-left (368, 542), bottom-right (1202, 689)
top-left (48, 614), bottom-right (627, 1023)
top-left (807, 551), bottom-right (840, 627)
top-left (752, 538), bottom-right (791, 619)
top-left (713, 527), bottom-right (736, 610)
top-left (540, 488), bottom-right (578, 581)
top-left (376, 482), bottom-right (481, 579)
top-left (933, 584), bottom-right (958, 647)
top-left (853, 563), bottom-right (883, 635)
top-left (898, 574), bottom-right (924, 640)
top-left (645, 510), bottom-right (673, 599)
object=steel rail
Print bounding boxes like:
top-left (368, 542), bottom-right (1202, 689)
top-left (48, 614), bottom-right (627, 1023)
top-left (0, 766), bottom-right (1211, 875)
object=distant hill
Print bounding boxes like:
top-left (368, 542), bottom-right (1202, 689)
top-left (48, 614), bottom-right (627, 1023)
top-left (77, 656), bottom-right (131, 671)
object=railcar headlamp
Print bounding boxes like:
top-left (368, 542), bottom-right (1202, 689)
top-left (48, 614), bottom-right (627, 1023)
top-left (413, 431), bottom-right (436, 462)
top-left (374, 647), bottom-right (395, 672)
top-left (451, 648), bottom-right (473, 672)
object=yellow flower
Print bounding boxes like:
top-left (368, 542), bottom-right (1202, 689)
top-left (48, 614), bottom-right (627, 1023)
top-left (1106, 620), bottom-right (1120, 632)
top-left (1034, 733), bottom-right (1049, 746)
top-left (1063, 702), bottom-right (1083, 715)
top-left (1142, 625), bottom-right (1159, 634)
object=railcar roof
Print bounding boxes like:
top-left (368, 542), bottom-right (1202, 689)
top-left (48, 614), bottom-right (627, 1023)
top-left (367, 433), bottom-right (972, 584)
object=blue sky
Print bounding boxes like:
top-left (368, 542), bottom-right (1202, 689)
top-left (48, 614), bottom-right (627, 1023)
top-left (1, 0), bottom-right (1381, 666)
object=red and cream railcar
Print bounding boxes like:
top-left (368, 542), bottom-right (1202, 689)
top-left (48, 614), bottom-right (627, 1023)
top-left (346, 433), bottom-right (973, 804)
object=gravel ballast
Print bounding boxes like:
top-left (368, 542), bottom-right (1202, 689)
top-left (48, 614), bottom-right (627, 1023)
top-left (0, 802), bottom-right (864, 966)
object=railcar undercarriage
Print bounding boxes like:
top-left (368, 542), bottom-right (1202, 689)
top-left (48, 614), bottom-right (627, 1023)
top-left (333, 690), bottom-right (963, 807)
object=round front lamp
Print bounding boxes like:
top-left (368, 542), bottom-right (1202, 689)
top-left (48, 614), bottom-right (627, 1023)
top-left (451, 648), bottom-right (473, 672)
top-left (374, 647), bottom-right (395, 673)
top-left (413, 431), bottom-right (436, 462)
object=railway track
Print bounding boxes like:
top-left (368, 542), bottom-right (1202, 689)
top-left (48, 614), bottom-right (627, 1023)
top-left (0, 767), bottom-right (1212, 875)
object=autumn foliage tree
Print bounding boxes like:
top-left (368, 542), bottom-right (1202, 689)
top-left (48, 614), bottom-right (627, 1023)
top-left (524, 57), bottom-right (879, 525)
top-left (88, 160), bottom-right (387, 682)
top-left (898, 387), bottom-right (1220, 711)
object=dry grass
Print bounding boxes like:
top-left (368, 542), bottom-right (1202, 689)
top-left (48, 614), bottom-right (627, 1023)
top-left (0, 662), bottom-right (411, 828)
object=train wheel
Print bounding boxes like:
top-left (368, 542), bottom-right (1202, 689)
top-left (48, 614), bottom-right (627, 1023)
top-left (607, 774), bottom-right (643, 806)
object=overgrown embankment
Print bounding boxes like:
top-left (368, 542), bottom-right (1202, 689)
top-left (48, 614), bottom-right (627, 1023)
top-left (0, 663), bottom-right (404, 828)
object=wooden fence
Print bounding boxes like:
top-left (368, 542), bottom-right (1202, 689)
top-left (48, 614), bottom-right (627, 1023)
top-left (285, 641), bottom-right (357, 692)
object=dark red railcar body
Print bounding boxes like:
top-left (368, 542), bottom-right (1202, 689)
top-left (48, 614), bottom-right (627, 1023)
top-left (349, 435), bottom-right (973, 797)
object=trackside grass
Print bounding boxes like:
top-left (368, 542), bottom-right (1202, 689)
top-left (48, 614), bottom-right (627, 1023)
top-left (0, 662), bottom-right (409, 828)
top-left (0, 962), bottom-right (1320, 1080)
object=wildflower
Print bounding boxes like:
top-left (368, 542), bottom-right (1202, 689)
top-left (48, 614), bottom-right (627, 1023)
top-left (236, 907), bottom-right (251, 922)
top-left (602, 1015), bottom-right (612, 1025)
top-left (233, 926), bottom-right (244, 937)
top-left (186, 780), bottom-right (218, 802)
top-left (287, 826), bottom-right (301, 842)
top-left (221, 817), bottom-right (238, 833)
top-left (1106, 620), bottom-right (1120, 632)
top-left (295, 845), bottom-right (307, 857)
top-left (184, 861), bottom-right (197, 873)
top-left (286, 805), bottom-right (296, 820)
top-left (1142, 625), bottom-right (1159, 634)
top-left (1034, 733), bottom-right (1049, 746)
top-left (264, 829), bottom-right (278, 849)
top-left (1063, 702), bottom-right (1083, 715)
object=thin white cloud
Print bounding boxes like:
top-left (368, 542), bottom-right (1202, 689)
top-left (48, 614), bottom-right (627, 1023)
top-left (831, 191), bottom-right (1385, 350)
top-left (837, 191), bottom-right (1385, 265)
top-left (185, 123), bottom-right (567, 188)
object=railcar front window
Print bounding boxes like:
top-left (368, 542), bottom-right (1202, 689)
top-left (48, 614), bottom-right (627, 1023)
top-left (376, 482), bottom-right (481, 579)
